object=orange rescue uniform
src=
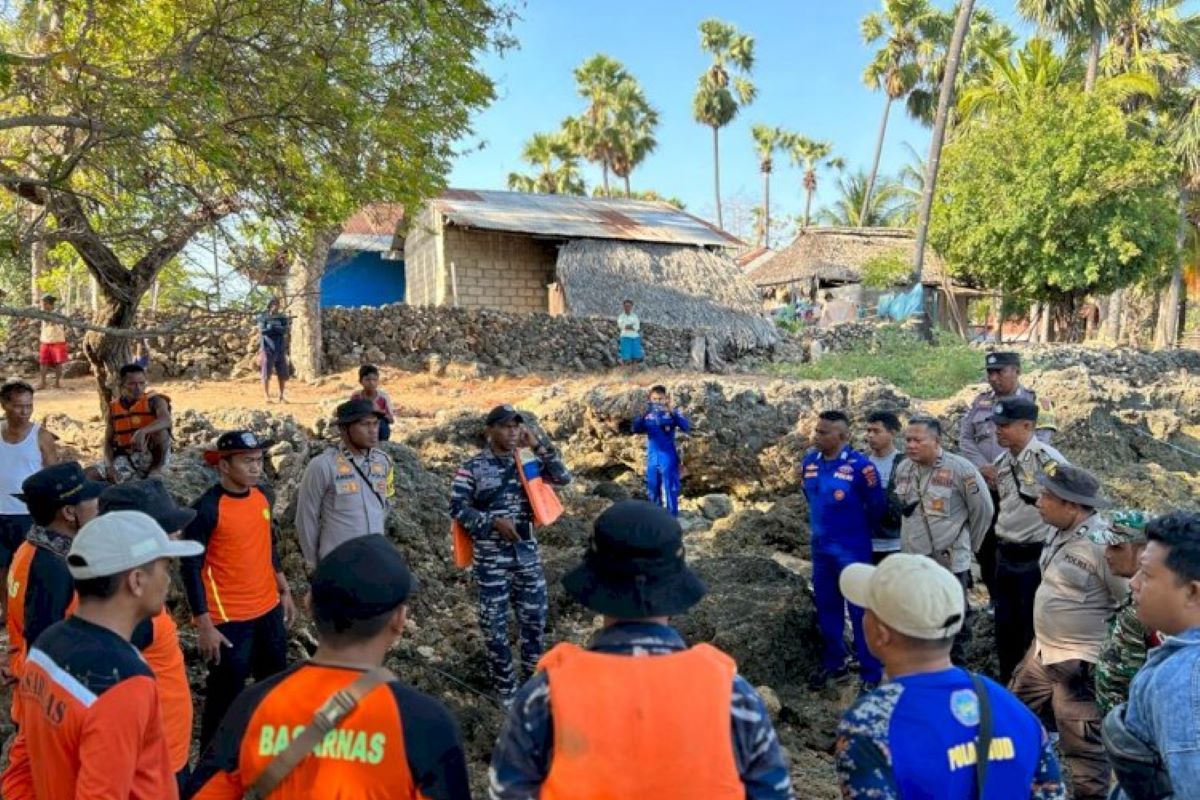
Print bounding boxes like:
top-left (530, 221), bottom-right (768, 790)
top-left (133, 610), bottom-right (194, 773)
top-left (538, 642), bottom-right (744, 800)
top-left (187, 663), bottom-right (470, 799)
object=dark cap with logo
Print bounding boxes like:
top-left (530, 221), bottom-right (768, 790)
top-left (485, 404), bottom-right (524, 427)
top-left (203, 430), bottom-right (276, 466)
top-left (100, 479), bottom-right (197, 533)
top-left (1036, 462), bottom-right (1112, 509)
top-left (310, 535), bottom-right (416, 625)
top-left (991, 397), bottom-right (1039, 425)
top-left (17, 462), bottom-right (105, 511)
top-left (985, 351), bottom-right (1021, 370)
top-left (333, 398), bottom-right (386, 427)
top-left (562, 500), bottom-right (707, 618)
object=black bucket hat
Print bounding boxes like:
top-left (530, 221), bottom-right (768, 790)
top-left (334, 398), bottom-right (386, 426)
top-left (99, 479), bottom-right (197, 533)
top-left (562, 500), bottom-right (707, 618)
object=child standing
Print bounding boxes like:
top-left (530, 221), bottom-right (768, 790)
top-left (351, 364), bottom-right (397, 441)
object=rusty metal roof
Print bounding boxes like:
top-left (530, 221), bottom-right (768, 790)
top-left (431, 190), bottom-right (742, 248)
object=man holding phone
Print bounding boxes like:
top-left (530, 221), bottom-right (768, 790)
top-left (450, 405), bottom-right (572, 705)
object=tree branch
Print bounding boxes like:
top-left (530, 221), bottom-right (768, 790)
top-left (131, 195), bottom-right (241, 287)
top-left (0, 115), bottom-right (110, 134)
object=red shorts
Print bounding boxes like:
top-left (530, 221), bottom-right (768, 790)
top-left (38, 342), bottom-right (68, 366)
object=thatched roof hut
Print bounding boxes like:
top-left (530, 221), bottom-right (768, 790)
top-left (556, 239), bottom-right (778, 351)
top-left (747, 227), bottom-right (952, 288)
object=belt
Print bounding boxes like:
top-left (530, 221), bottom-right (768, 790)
top-left (997, 540), bottom-right (1044, 560)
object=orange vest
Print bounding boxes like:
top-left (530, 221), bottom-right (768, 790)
top-left (109, 393), bottom-right (167, 449)
top-left (539, 642), bottom-right (743, 800)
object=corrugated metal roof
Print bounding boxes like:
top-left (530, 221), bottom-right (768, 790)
top-left (331, 233), bottom-right (395, 253)
top-left (432, 190), bottom-right (742, 248)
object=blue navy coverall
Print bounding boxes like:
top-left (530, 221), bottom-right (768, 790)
top-left (449, 444), bottom-right (572, 703)
top-left (802, 446), bottom-right (887, 683)
top-left (631, 404), bottom-right (690, 516)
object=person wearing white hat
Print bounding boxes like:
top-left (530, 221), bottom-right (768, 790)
top-left (1, 511), bottom-right (203, 800)
top-left (834, 554), bottom-right (1066, 799)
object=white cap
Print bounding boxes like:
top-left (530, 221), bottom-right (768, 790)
top-left (839, 554), bottom-right (966, 640)
top-left (67, 510), bottom-right (204, 579)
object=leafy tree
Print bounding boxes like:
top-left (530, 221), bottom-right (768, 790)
top-left (0, 0), bottom-right (508, 404)
top-left (930, 88), bottom-right (1176, 306)
top-left (817, 169), bottom-right (907, 227)
top-left (861, 251), bottom-right (915, 288)
top-left (785, 135), bottom-right (843, 229)
top-left (750, 123), bottom-right (786, 246)
top-left (1018, 0), bottom-right (1133, 91)
top-left (859, 0), bottom-right (942, 226)
top-left (507, 132), bottom-right (585, 195)
top-left (692, 18), bottom-right (756, 231)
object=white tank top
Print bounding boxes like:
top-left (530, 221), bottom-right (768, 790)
top-left (0, 423), bottom-right (43, 515)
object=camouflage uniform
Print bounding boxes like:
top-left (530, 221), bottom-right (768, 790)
top-left (1095, 590), bottom-right (1158, 716)
top-left (450, 444), bottom-right (571, 702)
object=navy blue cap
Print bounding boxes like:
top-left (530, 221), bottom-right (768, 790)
top-left (992, 397), bottom-right (1039, 425)
top-left (985, 351), bottom-right (1021, 370)
top-left (17, 462), bottom-right (104, 510)
top-left (485, 404), bottom-right (524, 426)
top-left (311, 535), bottom-right (416, 624)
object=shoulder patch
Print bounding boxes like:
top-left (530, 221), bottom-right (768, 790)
top-left (950, 688), bottom-right (980, 727)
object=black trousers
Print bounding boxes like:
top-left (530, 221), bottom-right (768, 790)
top-left (995, 540), bottom-right (1043, 685)
top-left (199, 604), bottom-right (288, 749)
top-left (950, 569), bottom-right (973, 666)
top-left (977, 489), bottom-right (1002, 601)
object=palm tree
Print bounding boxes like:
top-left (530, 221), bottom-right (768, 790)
top-left (692, 19), bottom-right (756, 230)
top-left (506, 132), bottom-right (585, 195)
top-left (1017, 0), bottom-right (1133, 91)
top-left (786, 135), bottom-right (843, 228)
top-left (750, 124), bottom-right (786, 246)
top-left (817, 169), bottom-right (907, 227)
top-left (859, 0), bottom-right (942, 226)
top-left (564, 54), bottom-right (630, 197)
top-left (608, 81), bottom-right (659, 196)
top-left (905, 7), bottom-right (1013, 125)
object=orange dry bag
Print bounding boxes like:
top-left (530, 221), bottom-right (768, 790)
top-left (516, 448), bottom-right (563, 526)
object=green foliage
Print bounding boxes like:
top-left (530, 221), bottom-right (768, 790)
top-left (771, 326), bottom-right (982, 399)
top-left (507, 132), bottom-right (585, 195)
top-left (861, 250), bottom-right (912, 288)
top-left (930, 87), bottom-right (1177, 301)
top-left (692, 19), bottom-right (757, 130)
top-left (817, 169), bottom-right (909, 227)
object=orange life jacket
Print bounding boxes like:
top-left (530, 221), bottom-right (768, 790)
top-left (109, 393), bottom-right (168, 450)
top-left (539, 642), bottom-right (743, 800)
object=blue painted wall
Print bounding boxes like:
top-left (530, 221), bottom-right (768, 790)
top-left (320, 251), bottom-right (406, 308)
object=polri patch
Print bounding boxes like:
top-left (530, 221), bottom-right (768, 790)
top-left (951, 689), bottom-right (980, 727)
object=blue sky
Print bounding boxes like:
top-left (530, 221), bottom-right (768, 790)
top-left (448, 1), bottom-right (1031, 240)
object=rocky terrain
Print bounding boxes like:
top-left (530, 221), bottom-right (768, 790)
top-left (4, 343), bottom-right (1197, 795)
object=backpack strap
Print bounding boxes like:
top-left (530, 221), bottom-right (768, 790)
top-left (246, 665), bottom-right (397, 799)
top-left (969, 672), bottom-right (994, 799)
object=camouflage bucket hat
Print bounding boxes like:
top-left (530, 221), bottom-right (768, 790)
top-left (1089, 509), bottom-right (1151, 546)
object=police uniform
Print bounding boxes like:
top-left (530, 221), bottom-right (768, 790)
top-left (991, 398), bottom-right (1068, 684)
top-left (296, 444), bottom-right (393, 569)
top-left (801, 446), bottom-right (887, 684)
top-left (894, 449), bottom-right (993, 576)
top-left (958, 351), bottom-right (1057, 601)
top-left (1010, 466), bottom-right (1127, 800)
top-left (449, 407), bottom-right (571, 703)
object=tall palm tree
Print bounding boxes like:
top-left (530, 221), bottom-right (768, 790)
top-left (692, 19), bottom-right (756, 230)
top-left (905, 7), bottom-right (1013, 125)
top-left (507, 132), bottom-right (585, 195)
top-left (1018, 0), bottom-right (1133, 91)
top-left (750, 123), bottom-right (786, 246)
top-left (564, 54), bottom-right (630, 197)
top-left (817, 169), bottom-right (907, 227)
top-left (608, 81), bottom-right (659, 196)
top-left (786, 135), bottom-right (843, 228)
top-left (859, 0), bottom-right (942, 226)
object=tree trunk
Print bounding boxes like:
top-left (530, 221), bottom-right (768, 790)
top-left (1154, 191), bottom-right (1188, 349)
top-left (1085, 28), bottom-right (1101, 94)
top-left (912, 0), bottom-right (975, 286)
top-left (82, 290), bottom-right (138, 415)
top-left (762, 169), bottom-right (771, 248)
top-left (861, 96), bottom-right (893, 228)
top-left (624, 174), bottom-right (631, 197)
top-left (712, 126), bottom-right (723, 231)
top-left (1111, 288), bottom-right (1127, 344)
top-left (1039, 301), bottom-right (1053, 342)
top-left (803, 188), bottom-right (814, 229)
top-left (601, 162), bottom-right (610, 198)
top-left (287, 228), bottom-right (337, 381)
top-left (993, 291), bottom-right (1003, 342)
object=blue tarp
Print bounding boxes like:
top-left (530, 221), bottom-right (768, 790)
top-left (877, 284), bottom-right (925, 321)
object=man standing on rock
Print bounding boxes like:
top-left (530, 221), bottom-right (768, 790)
top-left (992, 398), bottom-right (1068, 685)
top-left (631, 384), bottom-right (690, 516)
top-left (802, 410), bottom-right (888, 691)
top-left (296, 399), bottom-right (394, 569)
top-left (182, 430), bottom-right (295, 750)
top-left (103, 363), bottom-right (173, 482)
top-left (0, 379), bottom-right (58, 618)
top-left (450, 404), bottom-right (571, 706)
top-left (835, 554), bottom-right (1066, 799)
top-left (489, 500), bottom-right (793, 799)
top-left (893, 416), bottom-right (993, 660)
top-left (1010, 464), bottom-right (1126, 800)
top-left (959, 351), bottom-right (1056, 610)
top-left (1092, 510), bottom-right (1157, 716)
top-left (37, 294), bottom-right (68, 390)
